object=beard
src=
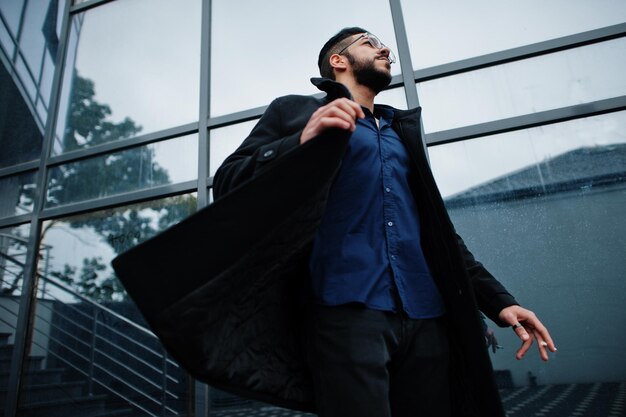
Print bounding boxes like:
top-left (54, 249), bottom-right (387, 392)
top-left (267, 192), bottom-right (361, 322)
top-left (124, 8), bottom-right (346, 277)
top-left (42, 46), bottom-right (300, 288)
top-left (346, 52), bottom-right (392, 94)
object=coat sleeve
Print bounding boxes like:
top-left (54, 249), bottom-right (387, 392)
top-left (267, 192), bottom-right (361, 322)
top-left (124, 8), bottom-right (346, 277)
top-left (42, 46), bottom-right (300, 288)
top-left (213, 97), bottom-right (304, 200)
top-left (455, 233), bottom-right (519, 327)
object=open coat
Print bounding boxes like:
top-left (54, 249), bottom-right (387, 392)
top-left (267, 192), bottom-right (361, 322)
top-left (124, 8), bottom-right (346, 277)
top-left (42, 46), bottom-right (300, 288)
top-left (112, 78), bottom-right (518, 416)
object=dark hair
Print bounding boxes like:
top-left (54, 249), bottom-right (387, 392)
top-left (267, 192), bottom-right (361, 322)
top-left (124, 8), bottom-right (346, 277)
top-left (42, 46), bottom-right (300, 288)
top-left (318, 27), bottom-right (368, 80)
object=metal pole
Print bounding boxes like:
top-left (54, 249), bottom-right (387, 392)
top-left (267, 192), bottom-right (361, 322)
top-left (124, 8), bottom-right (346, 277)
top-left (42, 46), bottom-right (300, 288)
top-left (195, 1), bottom-right (212, 416)
top-left (197, 0), bottom-right (212, 207)
top-left (388, 0), bottom-right (430, 162)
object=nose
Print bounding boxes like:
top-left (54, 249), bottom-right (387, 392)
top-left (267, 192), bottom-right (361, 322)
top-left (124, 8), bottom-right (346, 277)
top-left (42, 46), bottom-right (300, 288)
top-left (379, 45), bottom-right (396, 64)
top-left (378, 46), bottom-right (393, 63)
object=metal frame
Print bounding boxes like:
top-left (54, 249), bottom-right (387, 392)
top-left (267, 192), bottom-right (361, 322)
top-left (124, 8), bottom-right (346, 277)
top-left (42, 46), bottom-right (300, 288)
top-left (426, 96), bottom-right (626, 146)
top-left (1, 0), bottom-right (625, 416)
top-left (413, 22), bottom-right (626, 83)
top-left (197, 0), bottom-right (211, 208)
top-left (194, 1), bottom-right (212, 412)
top-left (46, 122), bottom-right (199, 167)
top-left (389, 0), bottom-right (429, 159)
top-left (3, 1), bottom-right (73, 415)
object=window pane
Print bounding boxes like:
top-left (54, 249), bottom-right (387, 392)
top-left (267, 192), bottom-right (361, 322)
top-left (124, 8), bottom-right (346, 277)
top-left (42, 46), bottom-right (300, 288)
top-left (0, 0), bottom-right (60, 168)
top-left (377, 87), bottom-right (408, 110)
top-left (429, 112), bottom-right (626, 415)
top-left (0, 171), bottom-right (37, 219)
top-left (209, 120), bottom-right (256, 177)
top-left (0, 223), bottom-right (30, 298)
top-left (0, 60), bottom-right (44, 167)
top-left (430, 112), bottom-right (626, 198)
top-left (402, 0), bottom-right (626, 69)
top-left (210, 0), bottom-right (399, 116)
top-left (0, 0), bottom-right (25, 38)
top-left (0, 223), bottom-right (30, 410)
top-left (46, 134), bottom-right (198, 208)
top-left (54, 0), bottom-right (201, 155)
top-left (19, 0), bottom-right (51, 84)
top-left (418, 38), bottom-right (626, 132)
top-left (21, 196), bottom-right (197, 416)
top-left (0, 15), bottom-right (15, 57)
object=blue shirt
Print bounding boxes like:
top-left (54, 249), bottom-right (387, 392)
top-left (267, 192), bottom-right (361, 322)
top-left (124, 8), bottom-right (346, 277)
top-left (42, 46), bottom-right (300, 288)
top-left (309, 106), bottom-right (445, 319)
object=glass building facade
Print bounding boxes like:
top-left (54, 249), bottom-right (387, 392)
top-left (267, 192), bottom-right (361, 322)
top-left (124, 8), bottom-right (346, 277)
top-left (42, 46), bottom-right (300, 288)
top-left (0, 1), bottom-right (624, 416)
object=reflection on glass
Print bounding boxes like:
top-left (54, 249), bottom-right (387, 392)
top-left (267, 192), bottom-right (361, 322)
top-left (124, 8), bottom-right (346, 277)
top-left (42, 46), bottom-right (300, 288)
top-left (46, 134), bottom-right (198, 207)
top-left (55, 73), bottom-right (145, 154)
top-left (21, 195), bottom-right (196, 416)
top-left (402, 0), bottom-right (626, 69)
top-left (0, 224), bottom-right (30, 298)
top-left (0, 0), bottom-right (60, 168)
top-left (0, 171), bottom-right (37, 219)
top-left (418, 38), bottom-right (626, 132)
top-left (211, 0), bottom-right (399, 116)
top-left (20, 1), bottom-right (53, 84)
top-left (0, 18), bottom-right (14, 57)
top-left (54, 0), bottom-right (201, 155)
top-left (40, 194), bottom-right (197, 302)
top-left (0, 224), bottom-right (29, 414)
top-left (429, 112), bottom-right (626, 416)
top-left (209, 120), bottom-right (256, 177)
top-left (0, 1), bottom-right (25, 38)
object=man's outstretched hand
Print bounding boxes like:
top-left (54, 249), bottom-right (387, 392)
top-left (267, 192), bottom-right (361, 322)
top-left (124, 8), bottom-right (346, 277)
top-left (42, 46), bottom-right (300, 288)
top-left (498, 305), bottom-right (557, 361)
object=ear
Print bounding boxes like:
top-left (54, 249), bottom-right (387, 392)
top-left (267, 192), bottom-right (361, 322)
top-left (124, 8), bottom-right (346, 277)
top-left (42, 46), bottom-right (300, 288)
top-left (329, 53), bottom-right (349, 74)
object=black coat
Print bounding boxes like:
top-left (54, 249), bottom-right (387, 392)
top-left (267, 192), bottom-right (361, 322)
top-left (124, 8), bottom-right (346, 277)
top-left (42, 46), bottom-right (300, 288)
top-left (112, 78), bottom-right (517, 416)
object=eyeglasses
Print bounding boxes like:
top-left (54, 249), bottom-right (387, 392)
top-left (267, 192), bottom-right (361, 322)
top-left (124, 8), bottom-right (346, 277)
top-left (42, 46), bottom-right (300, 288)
top-left (336, 33), bottom-right (397, 64)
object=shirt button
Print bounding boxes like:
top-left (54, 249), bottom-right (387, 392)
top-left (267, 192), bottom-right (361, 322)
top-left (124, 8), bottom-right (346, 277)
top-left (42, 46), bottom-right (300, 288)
top-left (385, 187), bottom-right (391, 193)
top-left (263, 150), bottom-right (274, 158)
top-left (391, 255), bottom-right (397, 260)
top-left (387, 221), bottom-right (393, 227)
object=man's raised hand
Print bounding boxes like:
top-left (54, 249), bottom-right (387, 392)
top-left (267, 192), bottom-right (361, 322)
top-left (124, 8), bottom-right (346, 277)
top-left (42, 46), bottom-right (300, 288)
top-left (300, 98), bottom-right (365, 144)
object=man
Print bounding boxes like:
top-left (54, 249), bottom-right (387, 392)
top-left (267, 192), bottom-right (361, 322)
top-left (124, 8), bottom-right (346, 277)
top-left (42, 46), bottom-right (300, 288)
top-left (213, 27), bottom-right (555, 416)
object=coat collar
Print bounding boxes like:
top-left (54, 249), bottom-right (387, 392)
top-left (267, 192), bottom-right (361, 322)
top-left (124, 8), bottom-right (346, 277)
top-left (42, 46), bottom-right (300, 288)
top-left (310, 77), bottom-right (352, 100)
top-left (310, 77), bottom-right (421, 122)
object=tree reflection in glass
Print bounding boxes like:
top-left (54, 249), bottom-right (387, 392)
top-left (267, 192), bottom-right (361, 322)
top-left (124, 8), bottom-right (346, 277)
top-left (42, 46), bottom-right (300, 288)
top-left (40, 194), bottom-right (197, 303)
top-left (61, 74), bottom-right (142, 152)
top-left (46, 75), bottom-right (197, 207)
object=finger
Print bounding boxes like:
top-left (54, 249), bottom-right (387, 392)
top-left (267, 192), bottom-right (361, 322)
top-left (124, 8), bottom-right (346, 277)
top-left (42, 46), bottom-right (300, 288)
top-left (516, 333), bottom-right (534, 360)
top-left (534, 323), bottom-right (557, 353)
top-left (330, 98), bottom-right (365, 119)
top-left (306, 112), bottom-right (355, 137)
top-left (512, 322), bottom-right (530, 342)
top-left (318, 106), bottom-right (359, 129)
top-left (301, 117), bottom-right (351, 142)
top-left (535, 332), bottom-right (550, 361)
top-left (522, 316), bottom-right (557, 353)
top-left (317, 117), bottom-right (355, 132)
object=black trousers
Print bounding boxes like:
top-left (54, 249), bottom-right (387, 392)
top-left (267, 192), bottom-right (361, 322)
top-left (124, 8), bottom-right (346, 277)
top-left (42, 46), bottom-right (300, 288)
top-left (305, 304), bottom-right (451, 417)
